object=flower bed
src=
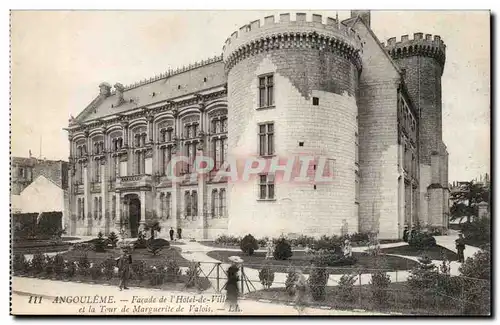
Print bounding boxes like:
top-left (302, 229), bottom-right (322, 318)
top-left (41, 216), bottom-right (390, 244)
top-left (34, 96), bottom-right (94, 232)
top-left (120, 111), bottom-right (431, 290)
top-left (206, 250), bottom-right (418, 274)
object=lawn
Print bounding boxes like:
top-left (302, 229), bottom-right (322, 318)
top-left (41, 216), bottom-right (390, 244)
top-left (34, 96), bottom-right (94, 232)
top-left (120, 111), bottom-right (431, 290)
top-left (206, 250), bottom-right (418, 274)
top-left (245, 282), bottom-right (462, 315)
top-left (59, 246), bottom-right (192, 267)
top-left (380, 244), bottom-right (458, 261)
top-left (12, 239), bottom-right (74, 255)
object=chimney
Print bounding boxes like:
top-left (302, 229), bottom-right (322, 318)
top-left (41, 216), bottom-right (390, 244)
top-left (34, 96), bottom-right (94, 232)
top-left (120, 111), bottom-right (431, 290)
top-left (350, 10), bottom-right (371, 28)
top-left (114, 83), bottom-right (125, 107)
top-left (99, 82), bottom-right (111, 97)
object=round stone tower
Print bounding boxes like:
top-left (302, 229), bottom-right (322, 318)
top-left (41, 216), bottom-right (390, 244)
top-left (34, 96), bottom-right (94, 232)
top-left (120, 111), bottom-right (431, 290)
top-left (384, 33), bottom-right (446, 167)
top-left (384, 34), bottom-right (448, 228)
top-left (222, 13), bottom-right (363, 238)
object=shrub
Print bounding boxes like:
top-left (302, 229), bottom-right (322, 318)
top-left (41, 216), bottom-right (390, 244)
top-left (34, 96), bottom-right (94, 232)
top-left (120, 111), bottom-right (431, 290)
top-left (53, 254), bottom-right (66, 277)
top-left (107, 232), bottom-right (119, 248)
top-left (240, 234), bottom-right (259, 256)
top-left (311, 250), bottom-right (356, 267)
top-left (185, 262), bottom-right (201, 288)
top-left (258, 266), bottom-right (275, 289)
top-left (459, 249), bottom-right (490, 280)
top-left (285, 268), bottom-right (299, 296)
top-left (102, 257), bottom-right (116, 280)
top-left (71, 242), bottom-right (94, 252)
top-left (370, 269), bottom-right (391, 305)
top-left (406, 255), bottom-right (438, 307)
top-left (134, 231), bottom-right (148, 249)
top-left (148, 264), bottom-right (166, 286)
top-left (257, 237), bottom-right (269, 247)
top-left (147, 238), bottom-right (170, 256)
top-left (65, 261), bottom-right (76, 278)
top-left (131, 260), bottom-right (147, 281)
top-left (347, 232), bottom-right (370, 245)
top-left (314, 235), bottom-right (343, 252)
top-left (165, 260), bottom-right (181, 282)
top-left (338, 273), bottom-right (358, 302)
top-left (308, 266), bottom-right (329, 301)
top-left (215, 235), bottom-right (240, 246)
top-left (89, 264), bottom-right (102, 280)
top-left (30, 252), bottom-right (46, 274)
top-left (44, 256), bottom-right (55, 276)
top-left (273, 237), bottom-right (293, 260)
top-left (295, 235), bottom-right (315, 247)
top-left (409, 232), bottom-right (437, 250)
top-left (77, 253), bottom-right (91, 277)
top-left (13, 253), bottom-right (29, 274)
top-left (460, 217), bottom-right (490, 247)
top-left (93, 232), bottom-right (107, 252)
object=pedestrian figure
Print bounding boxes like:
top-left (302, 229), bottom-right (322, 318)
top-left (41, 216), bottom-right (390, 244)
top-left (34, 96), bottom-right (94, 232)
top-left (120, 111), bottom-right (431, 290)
top-left (403, 225), bottom-right (409, 242)
top-left (343, 239), bottom-right (352, 258)
top-left (455, 233), bottom-right (466, 263)
top-left (177, 228), bottom-right (182, 240)
top-left (265, 239), bottom-right (274, 260)
top-left (225, 256), bottom-right (243, 312)
top-left (293, 269), bottom-right (308, 315)
top-left (169, 227), bottom-right (175, 241)
top-left (117, 247), bottom-right (132, 291)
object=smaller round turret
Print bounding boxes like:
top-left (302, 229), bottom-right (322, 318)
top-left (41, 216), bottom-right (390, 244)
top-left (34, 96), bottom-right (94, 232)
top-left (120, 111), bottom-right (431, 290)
top-left (383, 33), bottom-right (446, 69)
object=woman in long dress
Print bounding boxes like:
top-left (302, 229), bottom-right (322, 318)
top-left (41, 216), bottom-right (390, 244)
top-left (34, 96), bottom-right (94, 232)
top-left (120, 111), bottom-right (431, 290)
top-left (225, 256), bottom-right (243, 311)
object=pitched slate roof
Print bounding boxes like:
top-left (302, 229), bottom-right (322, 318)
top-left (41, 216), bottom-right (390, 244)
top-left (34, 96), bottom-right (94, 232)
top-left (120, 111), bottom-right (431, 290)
top-left (76, 58), bottom-right (226, 123)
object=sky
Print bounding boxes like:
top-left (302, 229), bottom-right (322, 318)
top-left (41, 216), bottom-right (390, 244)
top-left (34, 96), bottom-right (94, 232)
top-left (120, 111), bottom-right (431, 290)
top-left (10, 10), bottom-right (490, 182)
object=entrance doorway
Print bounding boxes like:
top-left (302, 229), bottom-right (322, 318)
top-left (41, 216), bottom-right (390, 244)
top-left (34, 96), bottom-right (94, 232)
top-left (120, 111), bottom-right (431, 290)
top-left (125, 194), bottom-right (141, 238)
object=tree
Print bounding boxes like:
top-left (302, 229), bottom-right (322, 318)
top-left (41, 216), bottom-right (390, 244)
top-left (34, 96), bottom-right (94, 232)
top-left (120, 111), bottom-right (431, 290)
top-left (450, 180), bottom-right (490, 223)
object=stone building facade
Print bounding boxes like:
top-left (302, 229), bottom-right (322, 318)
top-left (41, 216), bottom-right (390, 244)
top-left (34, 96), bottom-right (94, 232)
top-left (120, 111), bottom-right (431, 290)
top-left (65, 11), bottom-right (449, 239)
top-left (11, 156), bottom-right (68, 195)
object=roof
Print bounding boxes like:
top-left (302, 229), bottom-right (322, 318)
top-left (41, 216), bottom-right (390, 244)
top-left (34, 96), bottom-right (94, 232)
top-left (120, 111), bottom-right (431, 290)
top-left (76, 59), bottom-right (226, 123)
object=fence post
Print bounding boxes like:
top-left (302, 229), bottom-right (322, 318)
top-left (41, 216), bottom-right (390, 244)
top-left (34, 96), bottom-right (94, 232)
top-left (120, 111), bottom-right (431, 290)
top-left (216, 263), bottom-right (220, 292)
top-left (240, 265), bottom-right (245, 294)
top-left (395, 270), bottom-right (398, 307)
top-left (358, 271), bottom-right (362, 305)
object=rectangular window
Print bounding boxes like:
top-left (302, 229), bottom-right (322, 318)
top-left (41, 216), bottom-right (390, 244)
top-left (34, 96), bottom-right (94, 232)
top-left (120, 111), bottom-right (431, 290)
top-left (258, 74), bottom-right (275, 108)
top-left (259, 123), bottom-right (275, 156)
top-left (313, 97), bottom-right (319, 106)
top-left (258, 174), bottom-right (275, 200)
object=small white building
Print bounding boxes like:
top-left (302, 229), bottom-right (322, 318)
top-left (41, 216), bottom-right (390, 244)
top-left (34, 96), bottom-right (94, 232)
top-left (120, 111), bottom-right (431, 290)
top-left (15, 175), bottom-right (69, 230)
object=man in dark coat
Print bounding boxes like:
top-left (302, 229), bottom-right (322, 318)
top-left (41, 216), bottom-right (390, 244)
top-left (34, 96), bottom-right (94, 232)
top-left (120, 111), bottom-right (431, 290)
top-left (455, 233), bottom-right (466, 263)
top-left (403, 225), bottom-right (409, 242)
top-left (169, 227), bottom-right (175, 241)
top-left (177, 228), bottom-right (182, 240)
top-left (117, 248), bottom-right (132, 290)
top-left (225, 256), bottom-right (243, 311)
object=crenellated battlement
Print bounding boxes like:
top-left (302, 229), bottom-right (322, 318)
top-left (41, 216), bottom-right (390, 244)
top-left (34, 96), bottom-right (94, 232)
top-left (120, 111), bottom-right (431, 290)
top-left (383, 33), bottom-right (446, 67)
top-left (222, 12), bottom-right (363, 72)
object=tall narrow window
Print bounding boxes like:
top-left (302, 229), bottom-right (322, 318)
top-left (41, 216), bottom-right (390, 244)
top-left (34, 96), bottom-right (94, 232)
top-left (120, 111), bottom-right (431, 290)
top-left (192, 191), bottom-right (198, 217)
top-left (95, 159), bottom-right (101, 182)
top-left (94, 197), bottom-right (98, 219)
top-left (219, 189), bottom-right (226, 217)
top-left (166, 193), bottom-right (171, 219)
top-left (77, 198), bottom-right (82, 219)
top-left (259, 174), bottom-right (275, 200)
top-left (258, 74), bottom-right (275, 108)
top-left (185, 192), bottom-right (191, 217)
top-left (160, 193), bottom-right (165, 219)
top-left (259, 123), bottom-right (275, 156)
top-left (212, 190), bottom-right (219, 218)
top-left (82, 198), bottom-right (85, 219)
top-left (112, 195), bottom-right (116, 219)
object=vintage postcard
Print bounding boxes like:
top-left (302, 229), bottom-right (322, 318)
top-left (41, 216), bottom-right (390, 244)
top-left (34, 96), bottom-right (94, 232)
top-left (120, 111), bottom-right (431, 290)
top-left (10, 10), bottom-right (491, 316)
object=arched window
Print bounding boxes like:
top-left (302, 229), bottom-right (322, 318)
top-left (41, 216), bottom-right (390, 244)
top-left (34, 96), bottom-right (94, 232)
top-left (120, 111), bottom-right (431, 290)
top-left (192, 191), bottom-right (198, 217)
top-left (185, 191), bottom-right (191, 217)
top-left (212, 189), bottom-right (219, 218)
top-left (219, 189), bottom-right (226, 217)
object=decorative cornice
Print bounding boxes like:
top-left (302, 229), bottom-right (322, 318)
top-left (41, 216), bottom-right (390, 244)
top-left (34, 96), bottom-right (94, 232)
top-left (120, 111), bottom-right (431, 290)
top-left (224, 32), bottom-right (362, 72)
